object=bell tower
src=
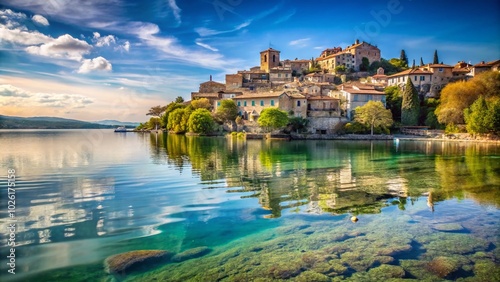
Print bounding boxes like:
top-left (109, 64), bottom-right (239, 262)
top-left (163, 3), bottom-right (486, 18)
top-left (260, 48), bottom-right (280, 73)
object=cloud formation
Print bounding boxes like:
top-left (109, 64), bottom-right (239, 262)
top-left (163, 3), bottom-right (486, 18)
top-left (32, 14), bottom-right (49, 26)
top-left (0, 84), bottom-right (93, 108)
top-left (78, 56), bottom-right (112, 74)
top-left (289, 38), bottom-right (310, 47)
top-left (26, 34), bottom-right (92, 61)
top-left (93, 32), bottom-right (116, 47)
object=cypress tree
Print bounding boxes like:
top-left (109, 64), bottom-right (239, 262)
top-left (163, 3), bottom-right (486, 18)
top-left (411, 59), bottom-right (415, 69)
top-left (420, 57), bottom-right (424, 66)
top-left (433, 50), bottom-right (439, 64)
top-left (401, 79), bottom-right (420, 126)
top-left (400, 49), bottom-right (408, 67)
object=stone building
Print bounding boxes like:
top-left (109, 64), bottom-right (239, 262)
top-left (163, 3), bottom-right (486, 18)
top-left (306, 96), bottom-right (341, 118)
top-left (340, 82), bottom-right (386, 119)
top-left (317, 40), bottom-right (380, 73)
top-left (228, 92), bottom-right (307, 121)
top-left (282, 59), bottom-right (310, 75)
top-left (260, 48), bottom-right (280, 73)
top-left (387, 68), bottom-right (433, 96)
top-left (421, 64), bottom-right (454, 96)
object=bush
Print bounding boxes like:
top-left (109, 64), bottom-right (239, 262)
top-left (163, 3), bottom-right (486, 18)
top-left (343, 122), bottom-right (368, 134)
top-left (237, 132), bottom-right (246, 138)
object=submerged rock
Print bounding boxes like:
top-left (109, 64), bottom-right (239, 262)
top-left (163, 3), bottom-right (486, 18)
top-left (426, 256), bottom-right (460, 278)
top-left (433, 223), bottom-right (464, 232)
top-left (172, 246), bottom-right (211, 262)
top-left (104, 250), bottom-right (171, 275)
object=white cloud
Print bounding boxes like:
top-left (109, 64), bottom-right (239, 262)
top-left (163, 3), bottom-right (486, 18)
top-left (289, 38), bottom-right (310, 47)
top-left (26, 34), bottom-right (92, 61)
top-left (78, 56), bottom-right (112, 74)
top-left (168, 0), bottom-right (181, 26)
top-left (0, 9), bottom-right (27, 29)
top-left (0, 9), bottom-right (52, 45)
top-left (122, 41), bottom-right (130, 51)
top-left (32, 14), bottom-right (49, 26)
top-left (195, 21), bottom-right (251, 37)
top-left (0, 84), bottom-right (93, 108)
top-left (95, 34), bottom-right (116, 47)
top-left (93, 31), bottom-right (100, 38)
top-left (195, 40), bottom-right (218, 52)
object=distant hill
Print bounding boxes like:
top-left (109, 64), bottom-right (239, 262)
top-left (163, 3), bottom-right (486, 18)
top-left (0, 115), bottom-right (116, 129)
top-left (94, 120), bottom-right (140, 127)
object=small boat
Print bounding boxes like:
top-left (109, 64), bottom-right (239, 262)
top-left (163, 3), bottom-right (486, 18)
top-left (114, 126), bottom-right (127, 132)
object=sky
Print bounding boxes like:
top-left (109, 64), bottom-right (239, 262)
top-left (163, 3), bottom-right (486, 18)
top-left (0, 0), bottom-right (499, 122)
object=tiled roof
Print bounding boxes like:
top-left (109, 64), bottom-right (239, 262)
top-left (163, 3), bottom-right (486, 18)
top-left (232, 92), bottom-right (285, 99)
top-left (427, 64), bottom-right (453, 68)
top-left (342, 88), bottom-right (386, 95)
top-left (191, 92), bottom-right (220, 98)
top-left (387, 68), bottom-right (433, 78)
top-left (308, 96), bottom-right (339, 100)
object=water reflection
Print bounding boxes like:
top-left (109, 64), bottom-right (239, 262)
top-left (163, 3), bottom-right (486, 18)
top-left (153, 134), bottom-right (500, 217)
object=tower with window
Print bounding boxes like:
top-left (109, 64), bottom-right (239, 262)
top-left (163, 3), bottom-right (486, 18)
top-left (260, 48), bottom-right (280, 73)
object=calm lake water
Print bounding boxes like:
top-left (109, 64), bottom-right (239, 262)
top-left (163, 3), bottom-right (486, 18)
top-left (0, 130), bottom-right (499, 281)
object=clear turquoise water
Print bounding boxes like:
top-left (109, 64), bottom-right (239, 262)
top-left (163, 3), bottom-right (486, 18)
top-left (0, 130), bottom-right (499, 281)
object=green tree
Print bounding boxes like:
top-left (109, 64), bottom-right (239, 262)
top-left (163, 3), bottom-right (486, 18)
top-left (401, 79), bottom-right (420, 126)
top-left (433, 50), bottom-right (439, 64)
top-left (147, 105), bottom-right (167, 117)
top-left (464, 96), bottom-right (493, 135)
top-left (335, 65), bottom-right (347, 73)
top-left (354, 101), bottom-right (393, 135)
top-left (148, 116), bottom-right (162, 130)
top-left (435, 71), bottom-right (500, 125)
top-left (384, 85), bottom-right (402, 122)
top-left (423, 98), bottom-right (441, 129)
top-left (215, 99), bottom-right (238, 124)
top-left (420, 57), bottom-right (424, 66)
top-left (258, 108), bottom-right (289, 132)
top-left (288, 116), bottom-right (309, 133)
top-left (490, 98), bottom-right (500, 134)
top-left (360, 57), bottom-right (370, 71)
top-left (188, 108), bottom-right (215, 134)
top-left (161, 102), bottom-right (185, 128)
top-left (191, 98), bottom-right (212, 110)
top-left (167, 108), bottom-right (191, 133)
top-left (175, 96), bottom-right (185, 103)
top-left (400, 49), bottom-right (408, 67)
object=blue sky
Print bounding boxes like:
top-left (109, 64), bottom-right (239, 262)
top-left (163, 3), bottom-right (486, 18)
top-left (0, 0), bottom-right (499, 122)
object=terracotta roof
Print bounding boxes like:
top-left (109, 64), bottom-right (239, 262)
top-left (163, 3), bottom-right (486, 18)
top-left (232, 92), bottom-right (285, 99)
top-left (474, 59), bottom-right (500, 67)
top-left (387, 68), bottom-right (433, 78)
top-left (372, 74), bottom-right (388, 79)
top-left (308, 96), bottom-right (339, 101)
top-left (452, 68), bottom-right (470, 73)
top-left (191, 92), bottom-right (220, 98)
top-left (260, 48), bottom-right (280, 53)
top-left (427, 64), bottom-right (453, 68)
top-left (342, 88), bottom-right (385, 95)
top-left (201, 80), bottom-right (225, 85)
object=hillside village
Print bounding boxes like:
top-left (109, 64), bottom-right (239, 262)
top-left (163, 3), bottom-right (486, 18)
top-left (174, 39), bottom-right (500, 135)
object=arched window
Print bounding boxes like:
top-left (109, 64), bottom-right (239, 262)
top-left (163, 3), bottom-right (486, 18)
top-left (273, 54), bottom-right (276, 62)
top-left (264, 55), bottom-right (267, 62)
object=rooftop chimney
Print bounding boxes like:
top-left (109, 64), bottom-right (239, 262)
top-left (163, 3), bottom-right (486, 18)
top-left (355, 39), bottom-right (359, 44)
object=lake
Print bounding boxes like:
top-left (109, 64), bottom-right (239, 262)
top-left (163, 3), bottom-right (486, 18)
top-left (0, 129), bottom-right (499, 281)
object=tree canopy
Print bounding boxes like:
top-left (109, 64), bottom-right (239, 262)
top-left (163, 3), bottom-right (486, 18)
top-left (215, 99), bottom-right (238, 124)
top-left (191, 98), bottom-right (212, 110)
top-left (401, 79), bottom-right (420, 126)
top-left (161, 102), bottom-right (185, 128)
top-left (354, 101), bottom-right (393, 135)
top-left (400, 50), bottom-right (408, 67)
top-left (175, 96), bottom-right (185, 103)
top-left (188, 108), bottom-right (215, 134)
top-left (258, 108), bottom-right (289, 132)
top-left (147, 105), bottom-right (167, 117)
top-left (167, 108), bottom-right (191, 133)
top-left (384, 85), bottom-right (402, 122)
top-left (435, 71), bottom-right (500, 125)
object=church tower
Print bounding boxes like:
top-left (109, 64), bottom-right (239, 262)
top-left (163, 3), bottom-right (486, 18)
top-left (260, 48), bottom-right (280, 73)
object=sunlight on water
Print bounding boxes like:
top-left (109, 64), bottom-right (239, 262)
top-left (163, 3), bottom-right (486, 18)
top-left (0, 130), bottom-right (499, 281)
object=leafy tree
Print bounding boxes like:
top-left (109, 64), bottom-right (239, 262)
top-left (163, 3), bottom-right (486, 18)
top-left (354, 101), bottom-right (393, 135)
top-left (433, 50), bottom-right (439, 64)
top-left (147, 105), bottom-right (167, 116)
top-left (148, 116), bottom-right (162, 130)
top-left (188, 108), bottom-right (215, 134)
top-left (490, 98), bottom-right (500, 134)
top-left (258, 108), bottom-right (289, 132)
top-left (288, 116), bottom-right (309, 133)
top-left (401, 79), bottom-right (420, 126)
top-left (167, 108), bottom-right (191, 133)
top-left (385, 85), bottom-right (402, 122)
top-left (422, 98), bottom-right (441, 129)
top-left (464, 96), bottom-right (490, 134)
top-left (161, 102), bottom-right (185, 128)
top-left (400, 49), bottom-right (408, 67)
top-left (175, 96), bottom-right (185, 103)
top-left (335, 65), bottom-right (347, 73)
top-left (360, 57), bottom-right (370, 71)
top-left (435, 71), bottom-right (500, 125)
top-left (215, 99), bottom-right (238, 124)
top-left (191, 98), bottom-right (212, 110)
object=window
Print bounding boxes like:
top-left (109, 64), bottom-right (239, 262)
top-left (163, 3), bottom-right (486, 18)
top-left (271, 100), bottom-right (275, 106)
top-left (439, 68), bottom-right (443, 72)
top-left (414, 76), bottom-right (417, 81)
top-left (297, 100), bottom-right (301, 107)
top-left (278, 73), bottom-right (281, 78)
top-left (263, 55), bottom-right (267, 62)
top-left (260, 100), bottom-right (264, 106)
top-left (237, 101), bottom-right (241, 106)
top-left (217, 101), bottom-right (220, 106)
top-left (420, 76), bottom-right (425, 81)
top-left (252, 100), bottom-right (255, 106)
top-left (273, 54), bottom-right (276, 62)
top-left (244, 101), bottom-right (247, 106)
